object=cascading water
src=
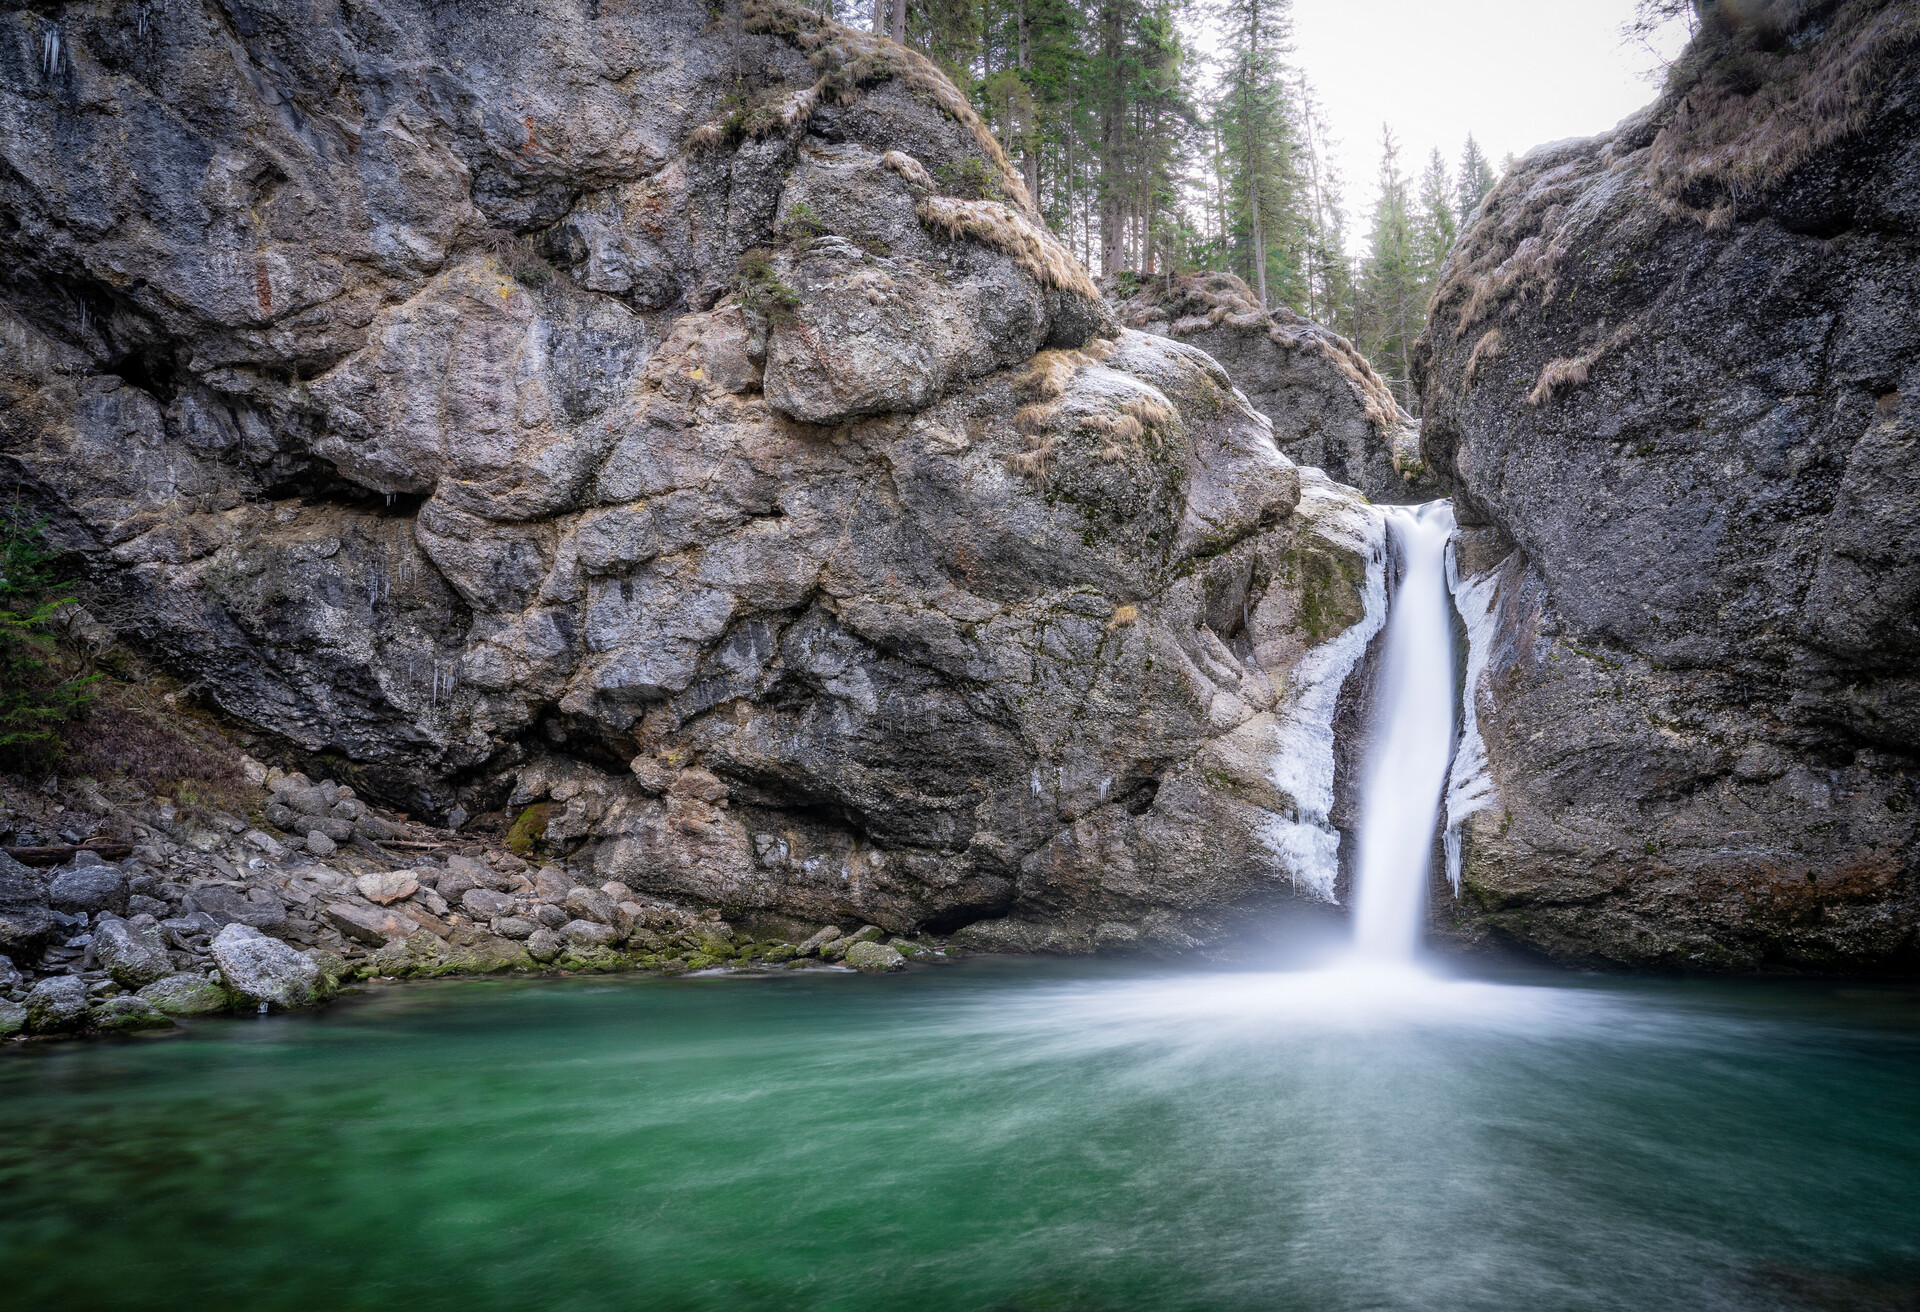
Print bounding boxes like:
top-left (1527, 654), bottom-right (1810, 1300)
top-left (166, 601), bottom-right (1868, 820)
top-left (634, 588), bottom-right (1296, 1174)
top-left (1350, 501), bottom-right (1458, 962)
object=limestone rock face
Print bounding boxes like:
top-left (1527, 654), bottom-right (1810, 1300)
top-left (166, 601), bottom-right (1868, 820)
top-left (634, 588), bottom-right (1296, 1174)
top-left (1107, 273), bottom-right (1437, 503)
top-left (1415, 0), bottom-right (1920, 970)
top-left (1, 0), bottom-right (1398, 947)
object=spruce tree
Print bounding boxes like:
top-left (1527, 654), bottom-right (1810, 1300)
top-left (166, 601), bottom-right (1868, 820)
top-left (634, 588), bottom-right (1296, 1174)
top-left (1358, 126), bottom-right (1419, 405)
top-left (1455, 133), bottom-right (1497, 227)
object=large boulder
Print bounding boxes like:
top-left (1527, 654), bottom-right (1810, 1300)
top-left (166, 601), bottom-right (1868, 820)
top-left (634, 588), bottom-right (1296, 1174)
top-left (1414, 0), bottom-right (1920, 970)
top-left (91, 917), bottom-right (175, 988)
top-left (1107, 272), bottom-right (1436, 502)
top-left (0, 855), bottom-right (59, 959)
top-left (47, 860), bottom-right (128, 916)
top-left (209, 924), bottom-right (328, 1010)
top-left (0, 0), bottom-right (1398, 950)
top-left (139, 973), bottom-right (231, 1017)
top-left (24, 976), bottom-right (89, 1034)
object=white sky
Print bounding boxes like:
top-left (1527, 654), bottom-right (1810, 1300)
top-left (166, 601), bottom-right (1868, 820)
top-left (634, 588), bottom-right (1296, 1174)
top-left (1285, 0), bottom-right (1691, 233)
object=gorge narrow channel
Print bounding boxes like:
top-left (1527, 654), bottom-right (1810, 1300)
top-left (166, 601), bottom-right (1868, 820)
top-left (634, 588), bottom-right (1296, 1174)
top-left (1351, 501), bottom-right (1458, 963)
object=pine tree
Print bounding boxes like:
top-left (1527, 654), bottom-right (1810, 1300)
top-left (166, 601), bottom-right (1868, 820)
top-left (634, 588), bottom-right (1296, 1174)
top-left (1455, 133), bottom-right (1496, 227)
top-left (1415, 146), bottom-right (1457, 281)
top-left (1211, 0), bottom-right (1306, 310)
top-left (1357, 125), bottom-right (1420, 405)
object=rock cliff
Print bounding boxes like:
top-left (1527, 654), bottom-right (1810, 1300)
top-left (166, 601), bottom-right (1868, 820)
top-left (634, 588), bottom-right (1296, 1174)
top-left (1, 0), bottom-right (1397, 949)
top-left (1108, 272), bottom-right (1438, 504)
top-left (1417, 0), bottom-right (1920, 970)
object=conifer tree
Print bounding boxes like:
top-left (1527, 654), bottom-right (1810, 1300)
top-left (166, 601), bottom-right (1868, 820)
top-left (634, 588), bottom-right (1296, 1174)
top-left (1357, 126), bottom-right (1420, 404)
top-left (1455, 133), bottom-right (1497, 227)
top-left (1415, 146), bottom-right (1457, 280)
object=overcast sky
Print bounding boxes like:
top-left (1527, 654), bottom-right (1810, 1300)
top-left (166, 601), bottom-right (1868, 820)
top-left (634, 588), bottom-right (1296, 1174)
top-left (1286, 0), bottom-right (1691, 232)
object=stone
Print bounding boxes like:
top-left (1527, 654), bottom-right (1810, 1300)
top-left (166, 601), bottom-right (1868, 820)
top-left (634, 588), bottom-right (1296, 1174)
top-left (243, 830), bottom-right (288, 860)
top-left (185, 885), bottom-right (287, 931)
top-left (0, 952), bottom-right (20, 990)
top-left (48, 863), bottom-right (129, 916)
top-left (305, 832), bottom-right (338, 858)
top-left (138, 973), bottom-right (231, 1017)
top-left (532, 904), bottom-right (568, 929)
top-left (526, 927), bottom-right (563, 963)
top-left (24, 976), bottom-right (89, 1033)
top-left (435, 870), bottom-right (479, 907)
top-left (0, 0), bottom-right (1405, 958)
top-left (209, 924), bottom-right (328, 1009)
top-left (843, 941), bottom-right (907, 973)
top-left (322, 902), bottom-right (418, 946)
top-left (1412, 3), bottom-right (1920, 970)
top-left (0, 1000), bottom-right (24, 1037)
top-left (127, 894), bottom-right (171, 918)
top-left (92, 917), bottom-right (174, 988)
top-left (559, 919), bottom-right (618, 948)
top-left (563, 887), bottom-right (631, 935)
top-left (356, 871), bottom-right (419, 906)
top-left (532, 869), bottom-right (572, 902)
top-left (495, 917), bottom-right (538, 940)
top-left (797, 926), bottom-right (843, 957)
top-left (461, 889), bottom-right (515, 920)
top-left (90, 996), bottom-right (175, 1032)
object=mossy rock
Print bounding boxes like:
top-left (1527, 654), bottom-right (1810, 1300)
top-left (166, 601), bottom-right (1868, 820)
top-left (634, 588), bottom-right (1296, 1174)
top-left (137, 973), bottom-right (230, 1017)
top-left (90, 996), bottom-right (175, 1032)
top-left (506, 803), bottom-right (553, 856)
top-left (555, 945), bottom-right (628, 973)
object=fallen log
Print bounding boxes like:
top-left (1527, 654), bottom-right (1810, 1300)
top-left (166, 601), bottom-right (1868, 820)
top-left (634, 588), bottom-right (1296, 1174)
top-left (4, 839), bottom-right (134, 867)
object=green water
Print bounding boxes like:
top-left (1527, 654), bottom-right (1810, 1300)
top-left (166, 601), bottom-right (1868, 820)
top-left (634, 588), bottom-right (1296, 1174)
top-left (2, 958), bottom-right (1918, 1312)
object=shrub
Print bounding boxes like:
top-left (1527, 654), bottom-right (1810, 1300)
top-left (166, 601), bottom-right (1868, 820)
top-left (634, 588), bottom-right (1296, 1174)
top-left (736, 248), bottom-right (802, 324)
top-left (0, 518), bottom-right (100, 770)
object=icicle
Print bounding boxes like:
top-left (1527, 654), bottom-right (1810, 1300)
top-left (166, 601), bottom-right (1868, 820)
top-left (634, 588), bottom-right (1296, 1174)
top-left (42, 26), bottom-right (61, 79)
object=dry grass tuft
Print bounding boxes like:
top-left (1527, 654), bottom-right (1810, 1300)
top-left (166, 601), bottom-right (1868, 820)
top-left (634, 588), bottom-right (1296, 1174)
top-left (1528, 323), bottom-right (1634, 406)
top-left (917, 196), bottom-right (1099, 300)
top-left (1012, 349), bottom-right (1086, 402)
top-left (1110, 414), bottom-right (1145, 444)
top-left (1464, 328), bottom-right (1504, 386)
top-left (881, 149), bottom-right (936, 192)
top-left (1120, 397), bottom-right (1175, 429)
top-left (1005, 433), bottom-right (1057, 483)
top-left (1081, 336), bottom-right (1118, 362)
top-left (1649, 0), bottom-right (1920, 219)
top-left (1013, 403), bottom-right (1055, 435)
top-left (1108, 604), bottom-right (1138, 627)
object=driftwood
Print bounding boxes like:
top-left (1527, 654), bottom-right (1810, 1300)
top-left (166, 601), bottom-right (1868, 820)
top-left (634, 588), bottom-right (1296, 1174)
top-left (4, 840), bottom-right (134, 867)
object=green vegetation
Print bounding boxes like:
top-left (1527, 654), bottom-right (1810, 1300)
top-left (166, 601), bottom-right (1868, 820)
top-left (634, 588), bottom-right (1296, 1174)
top-left (0, 516), bottom-right (100, 769)
top-left (736, 248), bottom-right (803, 323)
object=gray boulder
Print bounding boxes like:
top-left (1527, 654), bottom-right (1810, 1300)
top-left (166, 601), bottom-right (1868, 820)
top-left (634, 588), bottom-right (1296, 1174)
top-left (90, 996), bottom-right (175, 1032)
top-left (559, 920), bottom-right (618, 948)
top-left (526, 927), bottom-right (563, 963)
top-left (1107, 272), bottom-right (1436, 502)
top-left (185, 886), bottom-right (288, 931)
top-left (0, 1000), bottom-right (24, 1037)
top-left (843, 940), bottom-right (907, 973)
top-left (209, 924), bottom-right (328, 1010)
top-left (138, 973), bottom-right (231, 1017)
top-left (1414, 2), bottom-right (1920, 970)
top-left (460, 889), bottom-right (515, 920)
top-left (48, 862), bottom-right (128, 916)
top-left (92, 917), bottom-right (175, 988)
top-left (0, 952), bottom-right (21, 990)
top-left (25, 976), bottom-right (90, 1034)
top-left (495, 917), bottom-right (538, 941)
top-left (563, 887), bottom-right (631, 936)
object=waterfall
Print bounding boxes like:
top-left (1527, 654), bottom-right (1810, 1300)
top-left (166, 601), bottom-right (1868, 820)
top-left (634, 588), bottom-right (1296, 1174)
top-left (1350, 501), bottom-right (1458, 961)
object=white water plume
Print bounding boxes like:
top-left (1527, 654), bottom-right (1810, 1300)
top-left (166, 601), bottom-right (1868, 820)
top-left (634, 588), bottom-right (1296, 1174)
top-left (1350, 501), bottom-right (1458, 961)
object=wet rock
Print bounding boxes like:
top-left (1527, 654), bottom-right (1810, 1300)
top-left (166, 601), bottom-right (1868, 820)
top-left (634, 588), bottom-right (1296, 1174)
top-left (90, 996), bottom-right (175, 1032)
top-left (356, 872), bottom-right (419, 906)
top-left (0, 953), bottom-right (20, 990)
top-left (844, 941), bottom-right (907, 973)
top-left (495, 917), bottom-right (538, 940)
top-left (48, 863), bottom-right (128, 916)
top-left (797, 926), bottom-right (843, 957)
top-left (138, 973), bottom-right (231, 1017)
top-left (209, 924), bottom-right (328, 1009)
top-left (92, 917), bottom-right (175, 988)
top-left (25, 976), bottom-right (89, 1033)
top-left (0, 1000), bottom-right (24, 1037)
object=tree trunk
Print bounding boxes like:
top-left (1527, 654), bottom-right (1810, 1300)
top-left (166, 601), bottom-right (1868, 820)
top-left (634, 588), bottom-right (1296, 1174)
top-left (1018, 0), bottom-right (1038, 203)
top-left (872, 0), bottom-right (883, 36)
top-left (891, 0), bottom-right (905, 46)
